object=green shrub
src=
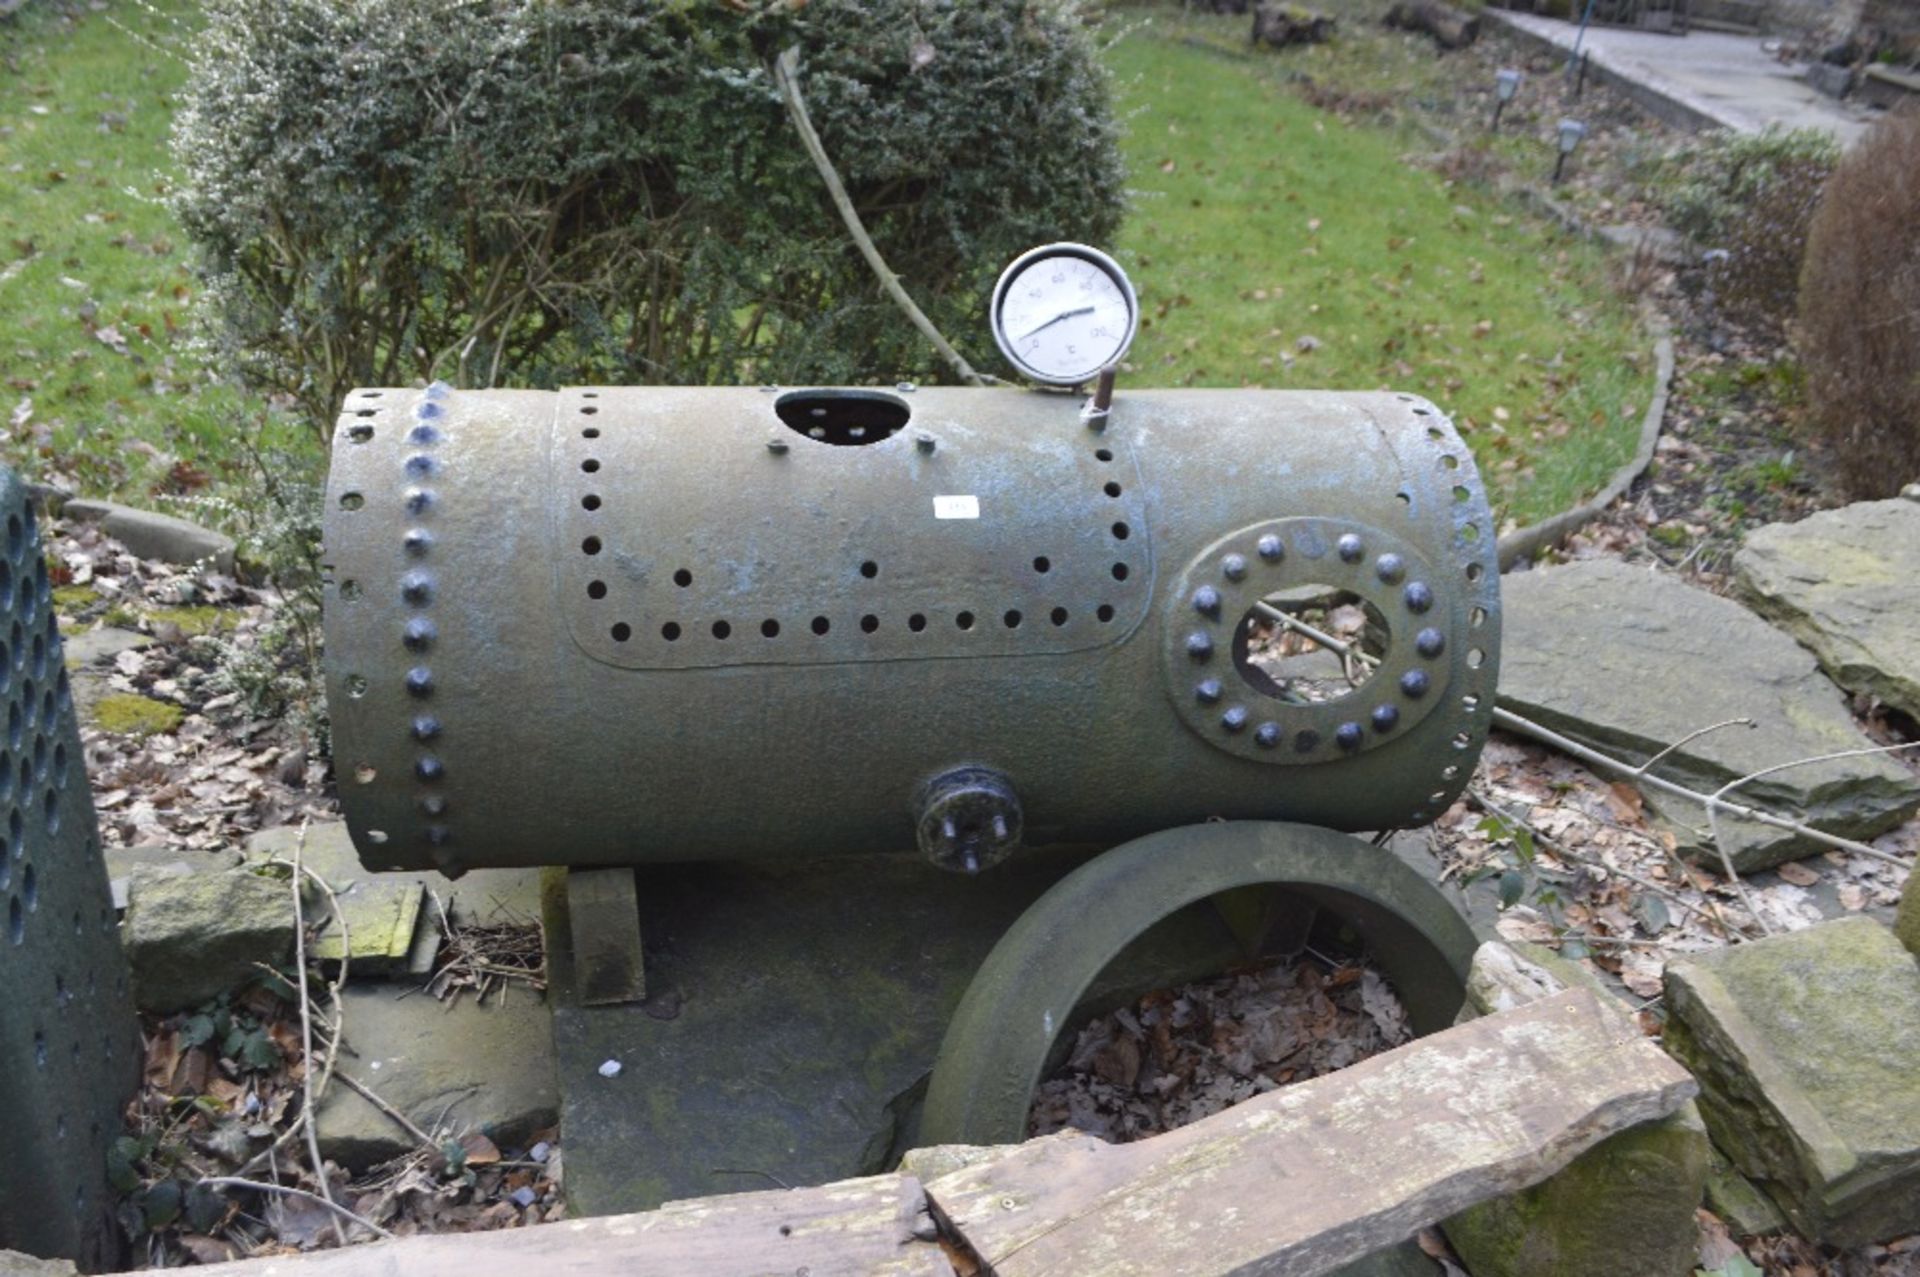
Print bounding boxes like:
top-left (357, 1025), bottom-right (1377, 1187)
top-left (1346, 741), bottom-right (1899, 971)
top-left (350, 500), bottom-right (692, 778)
top-left (171, 0), bottom-right (1125, 432)
top-left (1798, 110), bottom-right (1920, 498)
top-left (1659, 126), bottom-right (1839, 331)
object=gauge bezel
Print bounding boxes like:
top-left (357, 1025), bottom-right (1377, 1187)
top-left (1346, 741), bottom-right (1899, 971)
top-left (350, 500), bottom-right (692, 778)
top-left (989, 242), bottom-right (1140, 388)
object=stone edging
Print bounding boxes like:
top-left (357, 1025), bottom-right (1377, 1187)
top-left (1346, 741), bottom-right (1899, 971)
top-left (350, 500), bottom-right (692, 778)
top-left (1496, 327), bottom-right (1676, 572)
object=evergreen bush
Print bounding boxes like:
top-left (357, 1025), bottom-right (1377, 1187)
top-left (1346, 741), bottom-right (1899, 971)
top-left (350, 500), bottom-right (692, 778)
top-left (171, 0), bottom-right (1125, 432)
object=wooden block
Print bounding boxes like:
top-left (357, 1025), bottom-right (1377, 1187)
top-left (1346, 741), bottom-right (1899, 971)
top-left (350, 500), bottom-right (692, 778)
top-left (188, 1173), bottom-right (954, 1277)
top-left (566, 867), bottom-right (646, 1006)
top-left (924, 987), bottom-right (1697, 1277)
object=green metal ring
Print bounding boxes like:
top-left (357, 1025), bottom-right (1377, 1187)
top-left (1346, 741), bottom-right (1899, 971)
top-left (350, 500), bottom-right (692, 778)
top-left (918, 820), bottom-right (1479, 1147)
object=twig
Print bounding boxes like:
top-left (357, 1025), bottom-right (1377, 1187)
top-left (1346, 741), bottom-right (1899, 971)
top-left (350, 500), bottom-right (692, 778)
top-left (1632, 717), bottom-right (1754, 778)
top-left (772, 46), bottom-right (986, 387)
top-left (1465, 786), bottom-right (1742, 939)
top-left (197, 1178), bottom-right (394, 1241)
top-left (1491, 706), bottom-right (1916, 868)
top-left (333, 1072), bottom-right (438, 1154)
top-left (289, 823), bottom-right (345, 1245)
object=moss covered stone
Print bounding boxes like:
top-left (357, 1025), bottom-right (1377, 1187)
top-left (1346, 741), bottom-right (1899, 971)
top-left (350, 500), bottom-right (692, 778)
top-left (1444, 941), bottom-right (1709, 1277)
top-left (1664, 917), bottom-right (1920, 1247)
top-left (123, 866), bottom-right (296, 1012)
top-left (1896, 875), bottom-right (1920, 958)
top-left (52, 583), bottom-right (100, 616)
top-left (144, 605), bottom-right (237, 637)
top-left (89, 693), bottom-right (184, 736)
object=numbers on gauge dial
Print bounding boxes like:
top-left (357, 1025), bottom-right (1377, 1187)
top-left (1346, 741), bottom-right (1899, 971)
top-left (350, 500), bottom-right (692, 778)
top-left (1000, 255), bottom-right (1131, 381)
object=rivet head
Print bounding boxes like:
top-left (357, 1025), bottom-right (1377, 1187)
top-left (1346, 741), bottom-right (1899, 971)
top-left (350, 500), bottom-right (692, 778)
top-left (1399, 668), bottom-right (1431, 698)
top-left (766, 436), bottom-right (790, 455)
top-left (415, 755), bottom-right (445, 782)
top-left (419, 794), bottom-right (449, 817)
top-left (404, 487), bottom-right (434, 515)
top-left (1335, 722), bottom-right (1364, 751)
top-left (1185, 631), bottom-right (1214, 660)
top-left (400, 571), bottom-right (434, 605)
top-left (404, 667), bottom-right (434, 698)
top-left (1404, 581), bottom-right (1434, 613)
top-left (405, 453), bottom-right (436, 477)
top-left (411, 714), bottom-right (441, 742)
top-left (1337, 533), bottom-right (1364, 563)
top-left (1195, 678), bottom-right (1223, 704)
top-left (424, 824), bottom-right (451, 847)
top-left (407, 424), bottom-right (440, 446)
top-left (1294, 729), bottom-right (1321, 753)
top-left (403, 528), bottom-right (433, 556)
top-left (1192, 585), bottom-right (1221, 617)
top-left (414, 400), bottom-right (444, 420)
top-left (1371, 704), bottom-right (1401, 733)
top-left (1256, 533), bottom-right (1284, 562)
top-left (1222, 554), bottom-right (1248, 582)
top-left (1415, 627), bottom-right (1446, 658)
top-left (403, 617), bottom-right (436, 651)
top-left (897, 382), bottom-right (918, 394)
top-left (1221, 706), bottom-right (1249, 733)
top-left (1254, 721), bottom-right (1280, 749)
top-left (916, 432), bottom-right (937, 453)
top-left (425, 380), bottom-right (452, 400)
top-left (1375, 553), bottom-right (1405, 584)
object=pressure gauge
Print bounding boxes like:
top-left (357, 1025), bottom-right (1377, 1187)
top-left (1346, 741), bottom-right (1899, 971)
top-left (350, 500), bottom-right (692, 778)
top-left (990, 242), bottom-right (1139, 387)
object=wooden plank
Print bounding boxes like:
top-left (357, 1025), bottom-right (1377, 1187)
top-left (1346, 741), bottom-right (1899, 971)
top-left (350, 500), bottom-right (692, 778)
top-left (566, 866), bottom-right (646, 1006)
top-left (924, 988), bottom-right (1697, 1277)
top-left (189, 1173), bottom-right (954, 1277)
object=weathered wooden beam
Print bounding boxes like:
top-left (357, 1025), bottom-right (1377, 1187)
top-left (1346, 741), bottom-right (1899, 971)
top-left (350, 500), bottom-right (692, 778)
top-left (923, 988), bottom-right (1696, 1277)
top-left (565, 866), bottom-right (646, 1006)
top-left (188, 1173), bottom-right (954, 1277)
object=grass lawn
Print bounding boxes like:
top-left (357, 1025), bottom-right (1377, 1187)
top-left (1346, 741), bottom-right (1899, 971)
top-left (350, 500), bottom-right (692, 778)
top-left (0, 0), bottom-right (305, 510)
top-left (1105, 19), bottom-right (1654, 525)
top-left (2, 1), bottom-right (1650, 530)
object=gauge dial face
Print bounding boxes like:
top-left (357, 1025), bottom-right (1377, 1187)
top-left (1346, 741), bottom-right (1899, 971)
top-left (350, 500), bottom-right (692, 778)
top-left (990, 243), bottom-right (1139, 387)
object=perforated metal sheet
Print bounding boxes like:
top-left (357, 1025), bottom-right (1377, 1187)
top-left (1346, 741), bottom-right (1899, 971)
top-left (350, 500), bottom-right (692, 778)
top-left (0, 471), bottom-right (138, 1271)
top-left (551, 387), bottom-right (1153, 669)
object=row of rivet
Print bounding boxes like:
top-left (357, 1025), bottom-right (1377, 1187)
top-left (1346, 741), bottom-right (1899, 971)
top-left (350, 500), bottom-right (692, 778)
top-left (1184, 530), bottom-right (1445, 753)
top-left (399, 383), bottom-right (452, 863)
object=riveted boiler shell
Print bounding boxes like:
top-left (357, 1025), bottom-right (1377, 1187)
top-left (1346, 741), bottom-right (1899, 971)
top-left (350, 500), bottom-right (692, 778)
top-left (323, 387), bottom-right (1500, 875)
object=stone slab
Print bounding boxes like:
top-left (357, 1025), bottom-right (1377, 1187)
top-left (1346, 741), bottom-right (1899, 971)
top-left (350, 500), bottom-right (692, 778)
top-left (1663, 917), bottom-right (1920, 1247)
top-left (101, 842), bottom-right (242, 911)
top-left (123, 865), bottom-right (295, 1013)
top-left (317, 980), bottom-right (557, 1170)
top-left (1898, 873), bottom-right (1920, 957)
top-left (1735, 499), bottom-right (1920, 723)
top-left (62, 499), bottom-right (236, 574)
top-left (565, 867), bottom-right (644, 1006)
top-left (1705, 1147), bottom-right (1788, 1238)
top-left (1500, 559), bottom-right (1920, 871)
top-left (243, 822), bottom-right (540, 936)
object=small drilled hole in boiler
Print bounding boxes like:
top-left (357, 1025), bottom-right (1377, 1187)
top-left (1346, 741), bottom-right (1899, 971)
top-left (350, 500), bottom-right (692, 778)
top-left (1033, 556), bottom-right (1051, 574)
top-left (1112, 522), bottom-right (1130, 541)
top-left (662, 622), bottom-right (681, 641)
top-left (368, 830), bottom-right (389, 845)
top-left (1471, 606), bottom-right (1487, 628)
top-left (956, 611), bottom-right (976, 631)
top-left (1440, 455), bottom-right (1459, 471)
top-left (340, 580), bottom-right (362, 601)
top-left (583, 427), bottom-right (601, 439)
top-left (583, 494), bottom-right (602, 511)
top-left (860, 614), bottom-right (880, 634)
top-left (860, 560), bottom-right (879, 579)
top-left (1461, 523), bottom-right (1481, 544)
top-left (712, 620), bottom-right (732, 640)
top-left (348, 424), bottom-right (374, 443)
top-left (581, 406), bottom-right (599, 416)
top-left (1452, 732), bottom-right (1472, 750)
top-left (1467, 562), bottom-right (1484, 582)
top-left (908, 613), bottom-right (927, 633)
top-left (1462, 693), bottom-right (1481, 711)
top-left (1095, 448), bottom-right (1113, 462)
top-left (354, 764), bottom-right (377, 785)
top-left (1103, 481), bottom-right (1123, 498)
top-left (613, 622), bottom-right (633, 642)
top-left (811, 616), bottom-right (831, 636)
top-left (581, 537), bottom-right (602, 555)
top-left (673, 569), bottom-right (693, 588)
top-left (587, 580), bottom-right (607, 600)
top-left (582, 458), bottom-right (601, 474)
top-left (1111, 563), bottom-right (1130, 581)
top-left (1050, 607), bottom-right (1070, 627)
top-left (346, 674), bottom-right (368, 698)
top-left (1097, 604), bottom-right (1115, 623)
top-left (339, 492), bottom-right (364, 511)
top-left (583, 391), bottom-right (599, 399)
top-left (774, 390), bottom-right (910, 446)
top-left (1467, 647), bottom-right (1485, 669)
top-left (1453, 485), bottom-right (1470, 504)
top-left (762, 619), bottom-right (780, 638)
top-left (1004, 610), bottom-right (1023, 629)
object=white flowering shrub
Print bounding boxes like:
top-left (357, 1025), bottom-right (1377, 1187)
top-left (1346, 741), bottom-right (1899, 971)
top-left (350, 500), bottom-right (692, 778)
top-left (171, 0), bottom-right (1126, 431)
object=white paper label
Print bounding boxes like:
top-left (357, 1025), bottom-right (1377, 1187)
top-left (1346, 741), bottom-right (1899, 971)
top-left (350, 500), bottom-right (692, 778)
top-left (933, 494), bottom-right (980, 520)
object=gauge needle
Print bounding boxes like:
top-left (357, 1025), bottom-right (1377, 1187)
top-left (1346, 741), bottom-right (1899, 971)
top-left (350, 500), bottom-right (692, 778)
top-left (1018, 306), bottom-right (1095, 340)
